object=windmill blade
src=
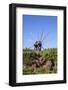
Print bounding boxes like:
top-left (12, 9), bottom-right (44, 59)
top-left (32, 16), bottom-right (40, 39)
top-left (40, 32), bottom-right (43, 41)
top-left (36, 31), bottom-right (41, 41)
top-left (42, 46), bottom-right (45, 50)
top-left (41, 33), bottom-right (49, 42)
top-left (28, 39), bottom-right (35, 44)
top-left (42, 38), bottom-right (51, 49)
top-left (28, 44), bottom-right (34, 49)
top-left (23, 39), bottom-right (34, 49)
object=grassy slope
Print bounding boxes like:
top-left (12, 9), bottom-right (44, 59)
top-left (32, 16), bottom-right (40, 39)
top-left (23, 48), bottom-right (57, 75)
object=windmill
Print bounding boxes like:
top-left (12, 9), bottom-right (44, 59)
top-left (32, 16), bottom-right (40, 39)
top-left (33, 32), bottom-right (50, 51)
top-left (24, 31), bottom-right (50, 51)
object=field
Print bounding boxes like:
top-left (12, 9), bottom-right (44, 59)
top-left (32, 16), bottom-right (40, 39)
top-left (23, 48), bottom-right (57, 75)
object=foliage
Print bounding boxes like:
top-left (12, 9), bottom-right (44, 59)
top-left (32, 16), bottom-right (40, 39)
top-left (23, 48), bottom-right (57, 75)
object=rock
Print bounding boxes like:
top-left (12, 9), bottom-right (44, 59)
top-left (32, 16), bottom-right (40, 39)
top-left (43, 60), bottom-right (52, 70)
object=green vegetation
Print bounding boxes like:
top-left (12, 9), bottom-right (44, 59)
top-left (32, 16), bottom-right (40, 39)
top-left (23, 48), bottom-right (57, 75)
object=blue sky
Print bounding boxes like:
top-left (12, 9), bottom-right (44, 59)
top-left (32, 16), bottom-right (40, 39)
top-left (23, 15), bottom-right (57, 49)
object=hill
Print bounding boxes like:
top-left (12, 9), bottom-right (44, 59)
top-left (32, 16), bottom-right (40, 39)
top-left (23, 48), bottom-right (57, 75)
